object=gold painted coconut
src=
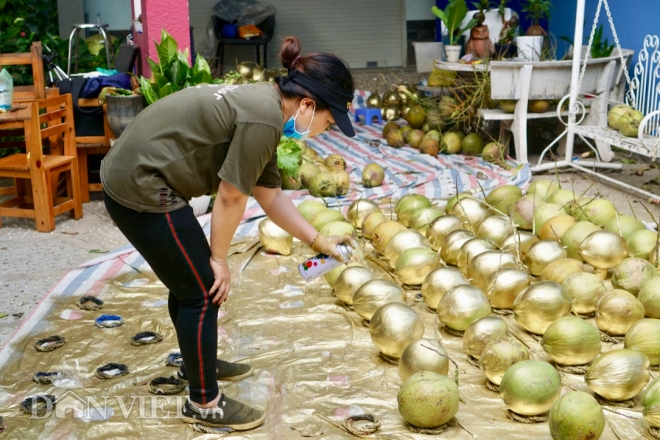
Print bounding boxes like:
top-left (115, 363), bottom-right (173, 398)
top-left (395, 247), bottom-right (440, 286)
top-left (579, 230), bottom-right (628, 270)
top-left (541, 316), bottom-right (602, 366)
top-left (399, 338), bottom-right (449, 381)
top-left (370, 302), bottom-right (424, 358)
top-left (463, 316), bottom-right (509, 360)
top-left (382, 106), bottom-right (400, 122)
top-left (237, 61), bottom-right (257, 77)
top-left (561, 272), bottom-right (607, 315)
top-left (334, 267), bottom-right (374, 305)
top-left (476, 215), bottom-right (514, 246)
top-left (421, 267), bottom-right (469, 310)
top-left (366, 91), bottom-right (382, 108)
top-left (353, 279), bottom-right (406, 321)
top-left (540, 258), bottom-right (585, 284)
top-left (346, 199), bottom-right (380, 231)
top-left (513, 282), bottom-right (572, 335)
top-left (468, 251), bottom-right (519, 291)
top-left (485, 268), bottom-right (530, 309)
top-left (258, 218), bottom-right (293, 255)
top-left (449, 197), bottom-right (491, 231)
top-left (362, 211), bottom-right (387, 240)
top-left (585, 349), bottom-right (650, 401)
top-left (382, 90), bottom-right (402, 107)
top-left (525, 240), bottom-right (568, 276)
top-left (371, 221), bottom-right (407, 255)
top-left (456, 238), bottom-right (496, 276)
top-left (502, 231), bottom-right (539, 256)
top-left (624, 318), bottom-right (660, 365)
top-left (384, 229), bottom-right (427, 269)
top-left (426, 215), bottom-right (464, 251)
top-left (480, 335), bottom-right (530, 385)
top-left (440, 229), bottom-right (475, 265)
top-left (595, 289), bottom-right (645, 336)
top-left (437, 284), bottom-right (491, 331)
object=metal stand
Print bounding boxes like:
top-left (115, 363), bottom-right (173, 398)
top-left (67, 23), bottom-right (113, 75)
top-left (41, 44), bottom-right (69, 87)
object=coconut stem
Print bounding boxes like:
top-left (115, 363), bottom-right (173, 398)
top-left (420, 344), bottom-right (464, 402)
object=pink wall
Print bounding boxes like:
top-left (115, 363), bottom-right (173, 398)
top-left (132, 0), bottom-right (191, 77)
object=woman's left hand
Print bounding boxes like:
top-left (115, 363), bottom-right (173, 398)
top-left (209, 257), bottom-right (231, 304)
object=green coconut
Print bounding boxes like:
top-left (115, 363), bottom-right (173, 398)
top-left (485, 185), bottom-right (523, 214)
top-left (611, 257), bottom-right (658, 296)
top-left (461, 133), bottom-right (484, 156)
top-left (626, 229), bottom-right (658, 259)
top-left (410, 206), bottom-right (444, 234)
top-left (624, 318), bottom-right (660, 365)
top-left (561, 221), bottom-right (601, 261)
top-left (479, 335), bottom-right (530, 385)
top-left (397, 371), bottom-right (459, 429)
top-left (642, 377), bottom-right (660, 429)
top-left (575, 198), bottom-right (618, 227)
top-left (533, 203), bottom-right (568, 235)
top-left (510, 193), bottom-right (545, 230)
top-left (604, 214), bottom-right (647, 240)
top-left (309, 209), bottom-right (345, 231)
top-left (639, 277), bottom-right (660, 319)
top-left (362, 163), bottom-right (385, 187)
top-left (527, 179), bottom-right (559, 200)
top-left (319, 220), bottom-right (355, 237)
top-left (608, 104), bottom-right (633, 128)
top-left (395, 195), bottom-right (432, 227)
top-left (546, 189), bottom-right (577, 209)
top-left (540, 258), bottom-right (585, 284)
top-left (499, 360), bottom-right (562, 416)
top-left (297, 199), bottom-right (327, 221)
top-left (548, 391), bottom-right (605, 440)
top-left (541, 316), bottom-right (602, 366)
top-left (308, 172), bottom-right (337, 197)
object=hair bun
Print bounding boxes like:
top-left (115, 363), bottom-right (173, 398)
top-left (279, 36), bottom-right (302, 70)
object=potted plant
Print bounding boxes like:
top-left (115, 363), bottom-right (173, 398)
top-left (464, 0), bottom-right (496, 59)
top-left (98, 86), bottom-right (146, 139)
top-left (432, 0), bottom-right (479, 62)
top-left (516, 0), bottom-right (551, 61)
top-left (494, 0), bottom-right (519, 59)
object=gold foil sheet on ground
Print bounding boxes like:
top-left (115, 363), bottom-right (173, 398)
top-left (0, 239), bottom-right (652, 439)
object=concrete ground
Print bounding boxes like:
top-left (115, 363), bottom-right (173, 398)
top-left (2, 161), bottom-right (660, 349)
top-left (0, 192), bottom-right (128, 347)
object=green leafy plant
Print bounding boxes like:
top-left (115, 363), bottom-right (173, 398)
top-left (432, 0), bottom-right (479, 46)
top-left (560, 24), bottom-right (615, 59)
top-left (138, 29), bottom-right (219, 105)
top-left (522, 0), bottom-right (551, 35)
top-left (276, 136), bottom-right (302, 175)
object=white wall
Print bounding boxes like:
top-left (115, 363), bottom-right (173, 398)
top-left (82, 0), bottom-right (132, 30)
top-left (405, 0), bottom-right (435, 20)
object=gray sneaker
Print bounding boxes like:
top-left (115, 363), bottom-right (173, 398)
top-left (182, 394), bottom-right (265, 430)
top-left (178, 359), bottom-right (254, 382)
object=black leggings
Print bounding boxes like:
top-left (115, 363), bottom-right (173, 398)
top-left (103, 191), bottom-right (219, 404)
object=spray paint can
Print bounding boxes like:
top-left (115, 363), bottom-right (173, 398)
top-left (298, 244), bottom-right (353, 282)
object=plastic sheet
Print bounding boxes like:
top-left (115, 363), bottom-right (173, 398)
top-left (0, 237), bottom-right (652, 438)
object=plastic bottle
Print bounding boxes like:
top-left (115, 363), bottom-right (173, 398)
top-left (0, 68), bottom-right (13, 111)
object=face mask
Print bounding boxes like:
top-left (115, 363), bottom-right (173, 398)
top-left (283, 106), bottom-right (315, 141)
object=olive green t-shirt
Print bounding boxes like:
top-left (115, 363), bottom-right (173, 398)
top-left (100, 82), bottom-right (282, 212)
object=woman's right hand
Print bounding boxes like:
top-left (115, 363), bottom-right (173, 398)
top-left (209, 257), bottom-right (231, 304)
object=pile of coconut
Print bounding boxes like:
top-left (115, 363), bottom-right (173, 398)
top-left (280, 142), bottom-right (386, 195)
top-left (259, 179), bottom-right (660, 439)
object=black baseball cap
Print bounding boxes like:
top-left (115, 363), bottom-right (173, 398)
top-left (287, 70), bottom-right (356, 137)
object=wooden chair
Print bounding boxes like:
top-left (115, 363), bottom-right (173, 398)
top-left (0, 94), bottom-right (83, 232)
top-left (0, 42), bottom-right (45, 102)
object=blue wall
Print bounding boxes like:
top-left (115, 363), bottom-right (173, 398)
top-left (550, 0), bottom-right (660, 60)
top-left (434, 0), bottom-right (548, 41)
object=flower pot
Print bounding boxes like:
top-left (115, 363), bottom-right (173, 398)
top-left (515, 36), bottom-right (543, 62)
top-left (494, 43), bottom-right (517, 60)
top-left (106, 94), bottom-right (146, 139)
top-left (189, 195), bottom-right (212, 216)
top-left (445, 45), bottom-right (462, 63)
